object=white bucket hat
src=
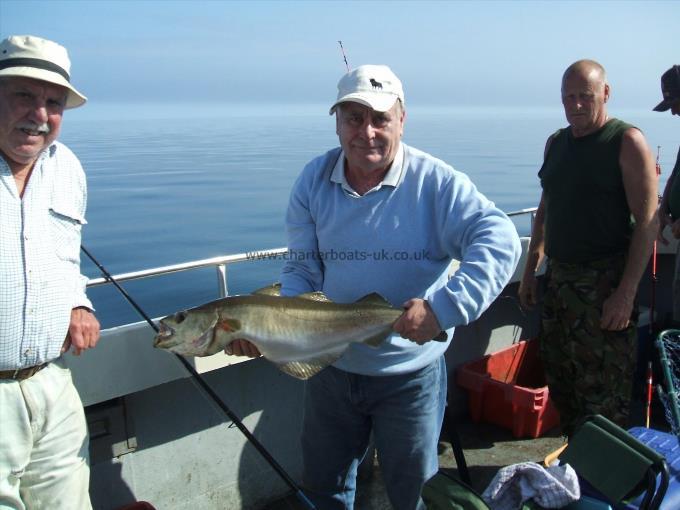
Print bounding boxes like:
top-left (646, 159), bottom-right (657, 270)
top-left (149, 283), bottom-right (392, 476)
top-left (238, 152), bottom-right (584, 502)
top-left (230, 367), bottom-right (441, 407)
top-left (0, 35), bottom-right (87, 109)
top-left (329, 64), bottom-right (404, 115)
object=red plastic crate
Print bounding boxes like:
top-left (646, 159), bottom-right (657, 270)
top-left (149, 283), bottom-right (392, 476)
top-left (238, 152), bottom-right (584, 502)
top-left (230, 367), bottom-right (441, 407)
top-left (456, 339), bottom-right (560, 438)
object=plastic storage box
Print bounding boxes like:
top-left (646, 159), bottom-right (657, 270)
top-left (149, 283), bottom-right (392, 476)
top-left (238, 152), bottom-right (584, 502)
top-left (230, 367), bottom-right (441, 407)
top-left (456, 339), bottom-right (560, 438)
top-left (624, 427), bottom-right (680, 510)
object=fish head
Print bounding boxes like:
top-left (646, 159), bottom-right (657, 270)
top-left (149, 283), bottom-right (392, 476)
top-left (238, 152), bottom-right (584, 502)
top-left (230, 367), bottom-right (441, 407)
top-left (154, 307), bottom-right (220, 356)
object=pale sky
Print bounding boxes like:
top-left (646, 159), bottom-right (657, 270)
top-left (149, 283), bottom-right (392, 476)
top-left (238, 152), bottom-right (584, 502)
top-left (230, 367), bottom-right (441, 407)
top-left (1, 0), bottom-right (678, 109)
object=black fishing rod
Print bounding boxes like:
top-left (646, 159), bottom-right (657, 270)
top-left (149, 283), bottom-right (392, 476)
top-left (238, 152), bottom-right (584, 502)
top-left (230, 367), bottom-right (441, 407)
top-left (338, 40), bottom-right (350, 72)
top-left (80, 245), bottom-right (316, 510)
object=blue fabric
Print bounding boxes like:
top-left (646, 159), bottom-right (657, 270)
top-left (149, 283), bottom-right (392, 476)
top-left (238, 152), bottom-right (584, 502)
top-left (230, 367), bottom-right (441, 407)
top-left (301, 356), bottom-right (447, 510)
top-left (280, 143), bottom-right (521, 376)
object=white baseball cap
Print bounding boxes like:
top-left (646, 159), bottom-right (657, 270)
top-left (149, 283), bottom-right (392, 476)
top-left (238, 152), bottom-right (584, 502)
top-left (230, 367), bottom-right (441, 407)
top-left (0, 35), bottom-right (87, 109)
top-left (329, 64), bottom-right (404, 115)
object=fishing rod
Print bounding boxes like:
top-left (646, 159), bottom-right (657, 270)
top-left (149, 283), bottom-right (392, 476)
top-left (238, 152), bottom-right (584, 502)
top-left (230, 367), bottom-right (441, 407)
top-left (646, 146), bottom-right (663, 428)
top-left (651, 145), bottom-right (662, 336)
top-left (338, 40), bottom-right (350, 72)
top-left (80, 245), bottom-right (316, 510)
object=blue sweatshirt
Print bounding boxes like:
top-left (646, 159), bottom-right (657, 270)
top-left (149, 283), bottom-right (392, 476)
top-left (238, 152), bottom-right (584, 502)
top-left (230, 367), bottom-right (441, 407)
top-left (280, 143), bottom-right (521, 375)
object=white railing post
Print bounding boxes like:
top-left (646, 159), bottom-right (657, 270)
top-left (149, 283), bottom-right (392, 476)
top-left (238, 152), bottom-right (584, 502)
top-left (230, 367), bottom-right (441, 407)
top-left (216, 264), bottom-right (228, 297)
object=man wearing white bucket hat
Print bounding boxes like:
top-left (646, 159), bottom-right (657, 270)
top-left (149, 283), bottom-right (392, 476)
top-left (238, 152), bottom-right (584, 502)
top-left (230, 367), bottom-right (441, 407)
top-left (230, 65), bottom-right (521, 509)
top-left (0, 35), bottom-right (100, 509)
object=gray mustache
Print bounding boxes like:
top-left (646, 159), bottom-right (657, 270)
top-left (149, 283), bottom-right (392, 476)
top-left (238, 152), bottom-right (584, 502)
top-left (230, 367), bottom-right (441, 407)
top-left (18, 123), bottom-right (50, 134)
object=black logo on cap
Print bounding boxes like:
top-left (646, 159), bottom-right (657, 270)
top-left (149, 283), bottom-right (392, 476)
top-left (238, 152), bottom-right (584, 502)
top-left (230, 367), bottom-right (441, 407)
top-left (370, 78), bottom-right (383, 90)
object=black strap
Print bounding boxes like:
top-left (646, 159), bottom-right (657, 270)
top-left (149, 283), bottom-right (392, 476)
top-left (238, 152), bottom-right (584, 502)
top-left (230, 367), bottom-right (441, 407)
top-left (443, 402), bottom-right (472, 486)
top-left (0, 58), bottom-right (70, 81)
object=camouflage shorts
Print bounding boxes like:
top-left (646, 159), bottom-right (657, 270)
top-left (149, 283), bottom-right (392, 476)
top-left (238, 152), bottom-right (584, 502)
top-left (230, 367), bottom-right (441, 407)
top-left (539, 254), bottom-right (637, 437)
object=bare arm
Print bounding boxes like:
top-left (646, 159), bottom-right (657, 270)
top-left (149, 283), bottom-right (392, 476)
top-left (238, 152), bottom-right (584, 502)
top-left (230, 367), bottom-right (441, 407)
top-left (518, 194), bottom-right (546, 310)
top-left (518, 136), bottom-right (552, 310)
top-left (600, 128), bottom-right (659, 330)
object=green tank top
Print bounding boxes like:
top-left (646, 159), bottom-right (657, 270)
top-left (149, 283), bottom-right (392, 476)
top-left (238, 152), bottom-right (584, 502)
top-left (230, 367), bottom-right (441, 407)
top-left (538, 118), bottom-right (634, 263)
top-left (666, 147), bottom-right (680, 219)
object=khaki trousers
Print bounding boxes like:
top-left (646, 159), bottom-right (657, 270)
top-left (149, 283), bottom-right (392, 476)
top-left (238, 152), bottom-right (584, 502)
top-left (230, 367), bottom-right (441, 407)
top-left (0, 359), bottom-right (91, 510)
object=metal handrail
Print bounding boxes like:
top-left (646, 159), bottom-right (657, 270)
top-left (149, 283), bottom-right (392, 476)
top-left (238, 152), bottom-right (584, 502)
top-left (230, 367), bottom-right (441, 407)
top-left (86, 247), bottom-right (288, 297)
top-left (507, 207), bottom-right (537, 217)
top-left (85, 207), bottom-right (538, 296)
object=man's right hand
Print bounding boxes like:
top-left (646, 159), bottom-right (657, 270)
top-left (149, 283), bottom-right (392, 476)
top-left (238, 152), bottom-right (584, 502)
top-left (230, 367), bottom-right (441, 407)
top-left (225, 339), bottom-right (261, 358)
top-left (518, 274), bottom-right (538, 310)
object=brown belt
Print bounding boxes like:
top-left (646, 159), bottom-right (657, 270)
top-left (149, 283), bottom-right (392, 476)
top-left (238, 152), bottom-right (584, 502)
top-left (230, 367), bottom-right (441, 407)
top-left (0, 363), bottom-right (49, 381)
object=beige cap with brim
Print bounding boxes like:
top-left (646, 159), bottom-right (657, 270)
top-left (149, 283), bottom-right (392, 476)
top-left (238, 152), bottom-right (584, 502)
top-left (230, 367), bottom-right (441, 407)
top-left (329, 64), bottom-right (404, 115)
top-left (0, 35), bottom-right (87, 109)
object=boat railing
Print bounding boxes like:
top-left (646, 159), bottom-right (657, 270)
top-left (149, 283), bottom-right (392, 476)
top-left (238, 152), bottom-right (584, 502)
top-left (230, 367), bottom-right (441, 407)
top-left (86, 207), bottom-right (538, 297)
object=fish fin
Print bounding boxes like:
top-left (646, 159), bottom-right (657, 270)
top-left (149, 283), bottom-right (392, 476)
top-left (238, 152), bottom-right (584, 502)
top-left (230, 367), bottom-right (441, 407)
top-left (356, 293), bottom-right (392, 307)
top-left (218, 318), bottom-right (241, 332)
top-left (276, 361), bottom-right (328, 380)
top-left (189, 326), bottom-right (218, 354)
top-left (275, 353), bottom-right (342, 380)
top-left (432, 331), bottom-right (448, 342)
top-left (251, 283), bottom-right (282, 296)
top-left (297, 291), bottom-right (332, 303)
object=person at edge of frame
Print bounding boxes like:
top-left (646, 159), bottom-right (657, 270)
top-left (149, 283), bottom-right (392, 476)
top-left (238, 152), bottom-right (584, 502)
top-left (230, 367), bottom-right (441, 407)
top-left (655, 65), bottom-right (680, 324)
top-left (0, 35), bottom-right (101, 510)
top-left (227, 63), bottom-right (521, 509)
top-left (518, 59), bottom-right (659, 437)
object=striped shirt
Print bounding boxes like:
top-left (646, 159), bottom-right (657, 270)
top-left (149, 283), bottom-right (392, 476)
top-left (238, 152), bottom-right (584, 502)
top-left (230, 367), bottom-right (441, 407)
top-left (0, 141), bottom-right (93, 370)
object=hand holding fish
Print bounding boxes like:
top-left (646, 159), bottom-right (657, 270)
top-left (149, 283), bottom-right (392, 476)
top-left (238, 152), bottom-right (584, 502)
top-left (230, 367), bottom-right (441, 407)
top-left (393, 299), bottom-right (443, 344)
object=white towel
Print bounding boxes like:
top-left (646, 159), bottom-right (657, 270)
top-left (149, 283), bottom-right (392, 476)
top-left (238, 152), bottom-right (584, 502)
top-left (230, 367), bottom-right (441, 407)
top-left (481, 461), bottom-right (580, 510)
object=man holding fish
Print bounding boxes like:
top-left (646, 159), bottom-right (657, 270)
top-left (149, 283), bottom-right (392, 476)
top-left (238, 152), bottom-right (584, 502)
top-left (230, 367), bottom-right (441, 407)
top-left (226, 64), bottom-right (521, 509)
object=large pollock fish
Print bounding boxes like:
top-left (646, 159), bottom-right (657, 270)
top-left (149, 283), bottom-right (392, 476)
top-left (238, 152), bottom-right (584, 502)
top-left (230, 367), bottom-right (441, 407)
top-left (153, 284), bottom-right (447, 379)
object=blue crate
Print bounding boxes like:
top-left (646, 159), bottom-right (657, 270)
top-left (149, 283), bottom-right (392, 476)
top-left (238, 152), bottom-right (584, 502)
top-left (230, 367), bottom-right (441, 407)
top-left (564, 495), bottom-right (612, 510)
top-left (625, 427), bottom-right (680, 510)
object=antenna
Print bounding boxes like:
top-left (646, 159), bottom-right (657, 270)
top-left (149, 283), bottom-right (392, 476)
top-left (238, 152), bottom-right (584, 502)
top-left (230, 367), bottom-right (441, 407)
top-left (338, 40), bottom-right (350, 72)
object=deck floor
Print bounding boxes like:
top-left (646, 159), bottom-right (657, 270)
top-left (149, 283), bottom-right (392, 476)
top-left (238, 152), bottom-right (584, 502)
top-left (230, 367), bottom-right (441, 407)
top-left (264, 395), bottom-right (673, 509)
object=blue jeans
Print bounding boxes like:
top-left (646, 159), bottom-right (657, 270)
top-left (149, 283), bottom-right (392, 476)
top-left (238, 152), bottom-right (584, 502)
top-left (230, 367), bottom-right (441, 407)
top-left (301, 356), bottom-right (447, 510)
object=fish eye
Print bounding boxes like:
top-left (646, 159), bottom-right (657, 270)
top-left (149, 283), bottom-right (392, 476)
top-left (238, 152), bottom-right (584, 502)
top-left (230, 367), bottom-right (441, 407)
top-left (175, 311), bottom-right (188, 323)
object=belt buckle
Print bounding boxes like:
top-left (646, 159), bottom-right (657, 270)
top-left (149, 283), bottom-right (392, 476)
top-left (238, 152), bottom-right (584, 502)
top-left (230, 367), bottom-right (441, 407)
top-left (13, 368), bottom-right (21, 380)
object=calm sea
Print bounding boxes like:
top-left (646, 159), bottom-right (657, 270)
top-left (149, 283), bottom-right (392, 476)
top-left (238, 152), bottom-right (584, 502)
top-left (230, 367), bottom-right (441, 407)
top-left (58, 103), bottom-right (679, 328)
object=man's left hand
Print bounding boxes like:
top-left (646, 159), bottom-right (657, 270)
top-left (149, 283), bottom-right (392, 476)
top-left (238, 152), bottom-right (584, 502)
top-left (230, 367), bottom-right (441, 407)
top-left (600, 289), bottom-right (634, 331)
top-left (62, 307), bottom-right (101, 355)
top-left (393, 298), bottom-right (442, 344)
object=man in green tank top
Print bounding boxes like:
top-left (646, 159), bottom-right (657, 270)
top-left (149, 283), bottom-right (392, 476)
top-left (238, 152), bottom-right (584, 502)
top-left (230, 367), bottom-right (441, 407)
top-left (518, 60), bottom-right (659, 436)
top-left (654, 66), bottom-right (680, 321)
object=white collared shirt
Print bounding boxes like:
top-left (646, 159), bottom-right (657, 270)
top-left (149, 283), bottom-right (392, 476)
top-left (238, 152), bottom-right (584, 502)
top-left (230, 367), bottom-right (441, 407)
top-left (0, 142), bottom-right (92, 370)
top-left (330, 142), bottom-right (405, 196)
